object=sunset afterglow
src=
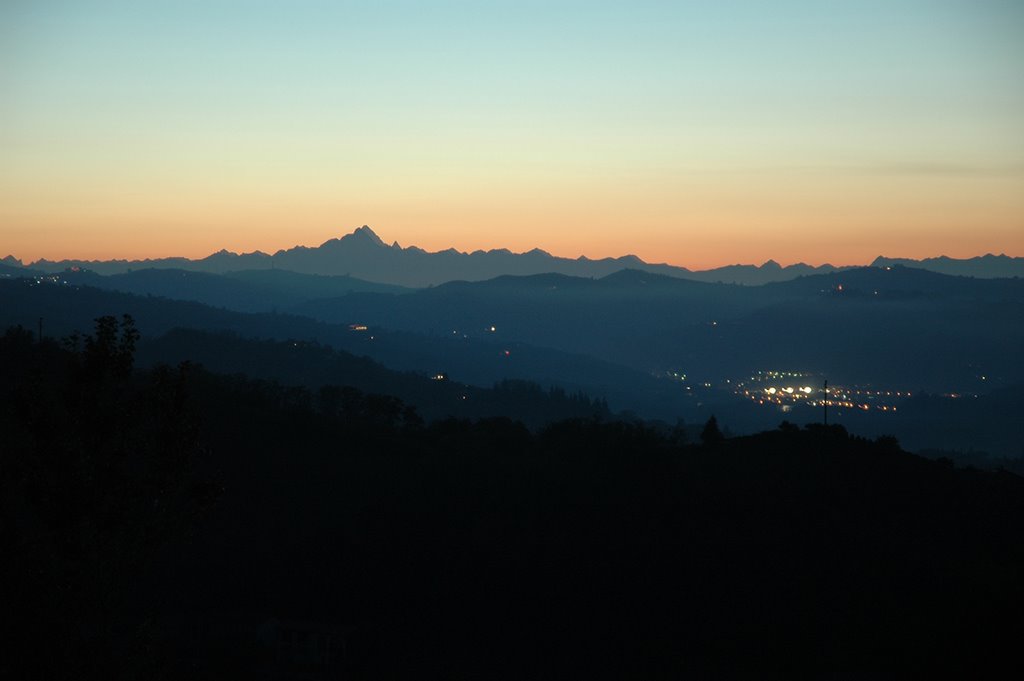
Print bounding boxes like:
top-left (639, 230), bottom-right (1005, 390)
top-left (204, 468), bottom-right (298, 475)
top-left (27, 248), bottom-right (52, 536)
top-left (2, 1), bottom-right (1022, 267)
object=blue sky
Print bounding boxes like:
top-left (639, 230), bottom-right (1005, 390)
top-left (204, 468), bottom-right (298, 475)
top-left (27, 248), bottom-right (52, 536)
top-left (2, 1), bottom-right (1022, 264)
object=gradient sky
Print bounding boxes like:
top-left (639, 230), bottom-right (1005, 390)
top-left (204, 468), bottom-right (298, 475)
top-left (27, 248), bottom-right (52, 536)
top-left (2, 0), bottom-right (1022, 268)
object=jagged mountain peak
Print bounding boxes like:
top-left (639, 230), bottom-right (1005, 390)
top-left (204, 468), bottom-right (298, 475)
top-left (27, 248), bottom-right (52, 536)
top-left (349, 225), bottom-right (386, 247)
top-left (315, 225), bottom-right (388, 251)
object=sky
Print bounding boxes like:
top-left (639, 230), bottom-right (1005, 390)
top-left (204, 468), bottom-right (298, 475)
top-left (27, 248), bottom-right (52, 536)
top-left (2, 0), bottom-right (1023, 268)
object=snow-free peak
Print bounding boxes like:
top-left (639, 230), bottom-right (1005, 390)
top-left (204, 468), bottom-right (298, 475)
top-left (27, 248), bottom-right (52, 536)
top-left (349, 225), bottom-right (387, 248)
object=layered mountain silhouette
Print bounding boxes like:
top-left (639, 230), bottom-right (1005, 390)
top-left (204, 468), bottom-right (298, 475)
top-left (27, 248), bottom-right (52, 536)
top-left (0, 277), bottom-right (685, 421)
top-left (9, 226), bottom-right (845, 286)
top-left (4, 262), bottom-right (1023, 455)
top-left (54, 267), bottom-right (410, 313)
top-left (872, 253), bottom-right (1024, 279)
top-left (0, 257), bottom-right (41, 278)
top-left (290, 266), bottom-right (1024, 392)
top-left (8, 225), bottom-right (1020, 286)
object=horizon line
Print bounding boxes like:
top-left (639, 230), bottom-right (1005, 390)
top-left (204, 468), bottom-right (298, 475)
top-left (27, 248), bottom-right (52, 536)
top-left (4, 225), bottom-right (1020, 272)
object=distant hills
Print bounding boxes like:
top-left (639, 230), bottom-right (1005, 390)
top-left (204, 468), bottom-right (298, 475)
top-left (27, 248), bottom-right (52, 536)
top-left (0, 257), bottom-right (42, 279)
top-left (0, 278), bottom-right (688, 421)
top-left (4, 263), bottom-right (1022, 394)
top-left (14, 224), bottom-right (1017, 286)
top-left (871, 253), bottom-right (1024, 279)
top-left (54, 267), bottom-right (410, 313)
top-left (3, 262), bottom-right (1023, 454)
top-left (290, 266), bottom-right (1024, 392)
top-left (5, 260), bottom-right (1024, 392)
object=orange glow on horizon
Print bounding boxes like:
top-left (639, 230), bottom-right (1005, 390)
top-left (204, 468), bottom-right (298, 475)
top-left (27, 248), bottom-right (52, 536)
top-left (4, 158), bottom-right (1021, 268)
top-left (3, 0), bottom-right (1022, 273)
top-left (4, 216), bottom-right (1022, 272)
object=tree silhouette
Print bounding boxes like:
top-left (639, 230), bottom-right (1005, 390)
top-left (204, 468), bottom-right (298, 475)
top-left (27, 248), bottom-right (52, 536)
top-left (701, 415), bottom-right (724, 446)
top-left (2, 315), bottom-right (215, 677)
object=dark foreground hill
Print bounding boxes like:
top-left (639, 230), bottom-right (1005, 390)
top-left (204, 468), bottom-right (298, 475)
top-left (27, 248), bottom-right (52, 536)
top-left (139, 328), bottom-right (610, 427)
top-left (3, 322), bottom-right (1023, 679)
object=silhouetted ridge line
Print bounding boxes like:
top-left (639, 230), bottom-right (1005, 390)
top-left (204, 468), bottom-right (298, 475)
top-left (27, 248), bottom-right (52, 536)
top-left (872, 253), bottom-right (1024, 279)
top-left (15, 226), bottom-right (1023, 286)
top-left (16, 225), bottom-right (851, 286)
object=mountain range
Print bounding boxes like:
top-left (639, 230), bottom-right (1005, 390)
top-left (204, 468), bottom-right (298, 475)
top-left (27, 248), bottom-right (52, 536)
top-left (8, 226), bottom-right (1019, 286)
top-left (871, 254), bottom-right (1024, 279)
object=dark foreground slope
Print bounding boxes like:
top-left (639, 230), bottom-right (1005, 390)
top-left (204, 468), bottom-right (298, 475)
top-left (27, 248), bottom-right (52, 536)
top-left (3, 324), bottom-right (1023, 680)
